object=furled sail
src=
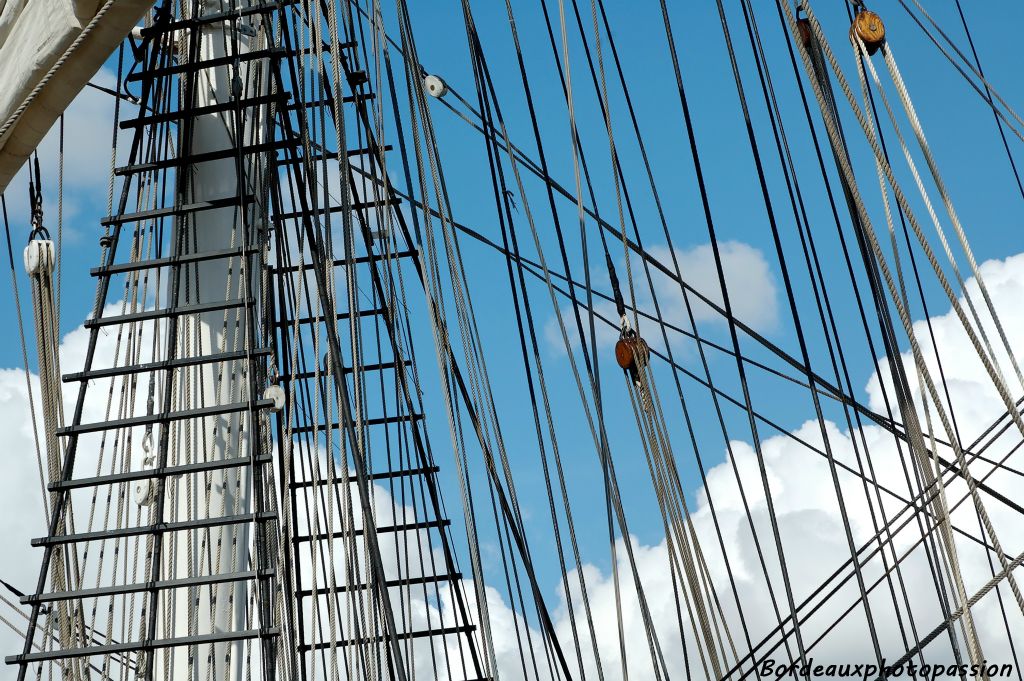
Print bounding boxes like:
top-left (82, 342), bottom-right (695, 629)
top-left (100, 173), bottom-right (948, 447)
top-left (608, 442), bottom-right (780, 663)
top-left (0, 0), bottom-right (151, 191)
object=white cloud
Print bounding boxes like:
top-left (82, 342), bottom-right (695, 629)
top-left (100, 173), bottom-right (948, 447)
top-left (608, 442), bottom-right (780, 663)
top-left (648, 241), bottom-right (779, 333)
top-left (545, 240), bottom-right (779, 357)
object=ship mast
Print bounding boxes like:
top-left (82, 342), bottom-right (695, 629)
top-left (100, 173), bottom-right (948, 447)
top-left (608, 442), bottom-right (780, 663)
top-left (161, 2), bottom-right (266, 678)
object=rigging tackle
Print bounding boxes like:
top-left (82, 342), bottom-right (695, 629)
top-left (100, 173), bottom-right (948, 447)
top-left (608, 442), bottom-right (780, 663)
top-left (607, 250), bottom-right (651, 407)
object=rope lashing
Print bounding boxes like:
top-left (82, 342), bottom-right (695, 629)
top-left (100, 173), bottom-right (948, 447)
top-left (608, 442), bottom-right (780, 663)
top-left (24, 157), bottom-right (85, 663)
top-left (24, 157), bottom-right (62, 468)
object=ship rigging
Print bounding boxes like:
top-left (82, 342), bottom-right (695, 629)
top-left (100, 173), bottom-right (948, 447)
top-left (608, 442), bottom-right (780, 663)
top-left (0, 1), bottom-right (1022, 680)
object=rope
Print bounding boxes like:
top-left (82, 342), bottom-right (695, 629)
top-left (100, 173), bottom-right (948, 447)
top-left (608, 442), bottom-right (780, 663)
top-left (877, 40), bottom-right (1024, 390)
top-left (784, 0), bottom-right (1024, 658)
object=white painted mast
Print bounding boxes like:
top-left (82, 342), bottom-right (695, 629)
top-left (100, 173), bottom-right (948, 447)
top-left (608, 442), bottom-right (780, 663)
top-left (142, 2), bottom-right (269, 677)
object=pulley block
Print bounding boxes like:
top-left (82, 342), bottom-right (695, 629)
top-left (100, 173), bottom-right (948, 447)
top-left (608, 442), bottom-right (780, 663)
top-left (615, 332), bottom-right (649, 373)
top-left (852, 10), bottom-right (885, 55)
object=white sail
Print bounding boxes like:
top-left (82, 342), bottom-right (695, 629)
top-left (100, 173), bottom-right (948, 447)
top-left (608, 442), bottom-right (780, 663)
top-left (0, 0), bottom-right (151, 192)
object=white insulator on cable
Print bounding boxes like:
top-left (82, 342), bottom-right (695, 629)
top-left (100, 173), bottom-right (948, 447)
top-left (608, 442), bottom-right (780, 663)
top-left (264, 384), bottom-right (286, 413)
top-left (133, 478), bottom-right (156, 506)
top-left (133, 432), bottom-right (156, 506)
top-left (423, 74), bottom-right (448, 98)
top-left (23, 240), bottom-right (55, 276)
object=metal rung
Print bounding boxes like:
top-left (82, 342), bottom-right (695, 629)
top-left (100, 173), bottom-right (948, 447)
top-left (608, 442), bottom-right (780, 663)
top-left (57, 398), bottom-right (275, 437)
top-left (298, 571), bottom-right (460, 598)
top-left (115, 139), bottom-right (299, 176)
top-left (276, 306), bottom-right (386, 329)
top-left (91, 246), bottom-right (260, 277)
top-left (290, 413), bottom-right (423, 436)
top-left (283, 360), bottom-right (412, 382)
top-left (126, 46), bottom-right (287, 83)
top-left (294, 41), bottom-right (358, 57)
top-left (290, 465), bottom-right (438, 490)
top-left (22, 569), bottom-right (274, 605)
top-left (64, 347), bottom-right (271, 383)
top-left (270, 249), bottom-right (416, 275)
top-left (49, 454), bottom-right (272, 492)
top-left (294, 519), bottom-right (449, 544)
top-left (84, 297), bottom-right (254, 329)
top-left (6, 628), bottom-right (278, 664)
top-left (275, 198), bottom-right (400, 222)
top-left (32, 512), bottom-right (277, 547)
top-left (287, 93), bottom-right (373, 110)
top-left (300, 624), bottom-right (473, 652)
top-left (100, 195), bottom-right (258, 226)
top-left (120, 93), bottom-right (290, 129)
top-left (276, 144), bottom-right (392, 166)
top-left (140, 0), bottom-right (298, 37)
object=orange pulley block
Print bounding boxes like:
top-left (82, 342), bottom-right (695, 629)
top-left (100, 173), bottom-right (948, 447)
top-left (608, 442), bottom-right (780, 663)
top-left (794, 18), bottom-right (811, 49)
top-left (615, 331), bottom-right (650, 374)
top-left (851, 10), bottom-right (885, 55)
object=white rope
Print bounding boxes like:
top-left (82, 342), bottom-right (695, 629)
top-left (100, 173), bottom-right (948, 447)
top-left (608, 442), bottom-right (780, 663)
top-left (783, 0), bottom-right (1024, 662)
top-left (879, 42), bottom-right (1024, 391)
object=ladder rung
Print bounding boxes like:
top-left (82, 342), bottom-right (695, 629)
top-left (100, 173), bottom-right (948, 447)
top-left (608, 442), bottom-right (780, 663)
top-left (32, 512), bottom-right (278, 547)
top-left (140, 0), bottom-right (298, 38)
top-left (91, 246), bottom-right (260, 277)
top-left (115, 139), bottom-right (299, 176)
top-left (294, 518), bottom-right (449, 544)
top-left (120, 93), bottom-right (290, 129)
top-left (49, 454), bottom-right (272, 492)
top-left (275, 306), bottom-right (386, 329)
top-left (126, 46), bottom-right (287, 83)
top-left (64, 348), bottom-right (271, 383)
top-left (57, 398), bottom-right (276, 437)
top-left (290, 465), bottom-right (438, 490)
top-left (270, 249), bottom-right (415, 275)
top-left (298, 571), bottom-right (460, 598)
top-left (276, 144), bottom-right (392, 166)
top-left (140, 0), bottom-right (295, 37)
top-left (84, 297), bottom-right (254, 329)
top-left (6, 628), bottom-right (278, 664)
top-left (22, 569), bottom-right (273, 605)
top-left (283, 360), bottom-right (412, 382)
top-left (294, 41), bottom-right (358, 57)
top-left (275, 198), bottom-right (400, 222)
top-left (300, 624), bottom-right (473, 652)
top-left (287, 93), bottom-right (372, 110)
top-left (289, 413), bottom-right (423, 436)
top-left (100, 195), bottom-right (259, 226)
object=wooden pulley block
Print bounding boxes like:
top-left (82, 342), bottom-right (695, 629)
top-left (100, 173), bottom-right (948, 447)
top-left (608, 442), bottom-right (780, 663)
top-left (851, 10), bottom-right (885, 54)
top-left (796, 18), bottom-right (813, 49)
top-left (615, 334), bottom-right (650, 372)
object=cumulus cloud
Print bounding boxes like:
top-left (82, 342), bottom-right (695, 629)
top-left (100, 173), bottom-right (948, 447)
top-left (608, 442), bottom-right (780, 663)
top-left (545, 240), bottom-right (779, 356)
top-left (648, 241), bottom-right (779, 333)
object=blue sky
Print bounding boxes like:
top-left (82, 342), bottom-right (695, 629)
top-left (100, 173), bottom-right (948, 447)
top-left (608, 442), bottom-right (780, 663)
top-left (3, 0), bottom-right (1024, 616)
